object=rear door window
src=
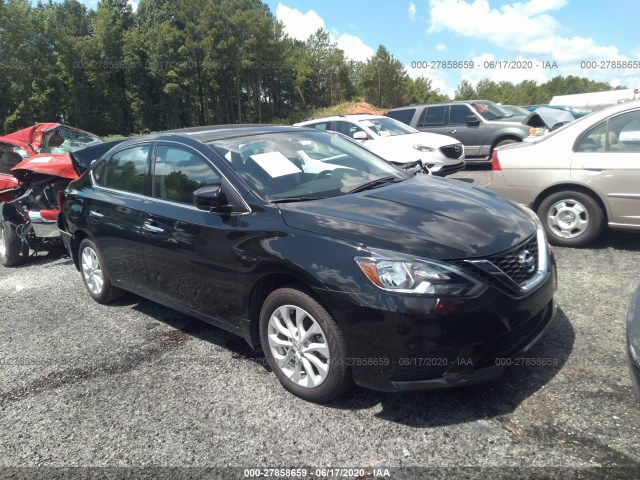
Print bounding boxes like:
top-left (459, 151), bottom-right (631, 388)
top-left (103, 145), bottom-right (150, 194)
top-left (308, 122), bottom-right (332, 131)
top-left (417, 106), bottom-right (446, 127)
top-left (387, 109), bottom-right (415, 125)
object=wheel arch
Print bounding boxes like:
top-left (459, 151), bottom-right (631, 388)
top-left (70, 229), bottom-right (90, 271)
top-left (532, 182), bottom-right (610, 223)
top-left (244, 271), bottom-right (334, 350)
top-left (490, 134), bottom-right (523, 153)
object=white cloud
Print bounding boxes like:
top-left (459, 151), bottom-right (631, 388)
top-left (275, 3), bottom-right (374, 62)
top-left (405, 64), bottom-right (456, 98)
top-left (275, 3), bottom-right (325, 41)
top-left (427, 0), bottom-right (635, 89)
top-left (428, 0), bottom-right (561, 47)
top-left (408, 2), bottom-right (417, 21)
top-left (336, 34), bottom-right (375, 62)
top-left (436, 43), bottom-right (447, 52)
top-left (128, 0), bottom-right (139, 12)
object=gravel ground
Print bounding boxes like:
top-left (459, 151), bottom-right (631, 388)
top-left (1, 166), bottom-right (639, 476)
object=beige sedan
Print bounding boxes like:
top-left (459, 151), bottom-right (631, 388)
top-left (487, 100), bottom-right (640, 247)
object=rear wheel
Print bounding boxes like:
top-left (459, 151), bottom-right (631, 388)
top-left (259, 287), bottom-right (352, 403)
top-left (79, 238), bottom-right (125, 303)
top-left (537, 191), bottom-right (604, 247)
top-left (0, 221), bottom-right (28, 267)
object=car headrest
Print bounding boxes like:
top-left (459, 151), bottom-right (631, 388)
top-left (0, 151), bottom-right (23, 167)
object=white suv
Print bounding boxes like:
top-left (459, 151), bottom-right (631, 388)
top-left (294, 115), bottom-right (465, 175)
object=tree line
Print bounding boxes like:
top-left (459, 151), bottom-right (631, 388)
top-left (0, 0), bottom-right (623, 136)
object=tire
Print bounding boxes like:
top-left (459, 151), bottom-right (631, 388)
top-left (78, 238), bottom-right (125, 303)
top-left (537, 191), bottom-right (604, 247)
top-left (0, 221), bottom-right (28, 267)
top-left (259, 287), bottom-right (352, 403)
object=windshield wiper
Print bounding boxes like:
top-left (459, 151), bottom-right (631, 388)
top-left (270, 195), bottom-right (324, 204)
top-left (346, 176), bottom-right (403, 194)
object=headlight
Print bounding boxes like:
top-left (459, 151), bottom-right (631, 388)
top-left (355, 254), bottom-right (484, 297)
top-left (518, 205), bottom-right (549, 274)
top-left (413, 145), bottom-right (436, 152)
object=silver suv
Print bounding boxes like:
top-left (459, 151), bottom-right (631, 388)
top-left (387, 100), bottom-right (530, 162)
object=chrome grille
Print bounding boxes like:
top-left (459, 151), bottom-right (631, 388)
top-left (487, 235), bottom-right (539, 285)
top-left (451, 233), bottom-right (540, 293)
top-left (439, 144), bottom-right (464, 159)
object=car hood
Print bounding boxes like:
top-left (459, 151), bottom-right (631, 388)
top-left (279, 175), bottom-right (536, 260)
top-left (376, 132), bottom-right (461, 148)
top-left (523, 107), bottom-right (575, 129)
top-left (2, 123), bottom-right (61, 152)
top-left (11, 153), bottom-right (78, 181)
top-left (365, 132), bottom-right (461, 164)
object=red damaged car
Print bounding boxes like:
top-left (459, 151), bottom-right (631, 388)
top-left (0, 123), bottom-right (103, 266)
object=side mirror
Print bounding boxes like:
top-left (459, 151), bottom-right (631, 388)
top-left (353, 131), bottom-right (367, 141)
top-left (465, 115), bottom-right (480, 125)
top-left (193, 184), bottom-right (225, 211)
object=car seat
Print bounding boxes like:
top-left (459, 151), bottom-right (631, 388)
top-left (0, 151), bottom-right (23, 175)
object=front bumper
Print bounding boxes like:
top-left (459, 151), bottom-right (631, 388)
top-left (627, 284), bottom-right (640, 401)
top-left (27, 210), bottom-right (60, 239)
top-left (318, 258), bottom-right (557, 392)
top-left (431, 160), bottom-right (466, 176)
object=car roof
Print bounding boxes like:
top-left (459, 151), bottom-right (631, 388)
top-left (298, 114), bottom-right (385, 123)
top-left (125, 125), bottom-right (304, 144)
top-left (388, 100), bottom-right (496, 111)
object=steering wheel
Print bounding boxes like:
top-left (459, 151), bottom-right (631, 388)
top-left (312, 170), bottom-right (334, 180)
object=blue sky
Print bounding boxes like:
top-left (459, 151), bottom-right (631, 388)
top-left (57, 0), bottom-right (640, 98)
top-left (263, 0), bottom-right (640, 97)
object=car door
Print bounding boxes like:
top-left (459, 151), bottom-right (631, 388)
top-left (444, 105), bottom-right (486, 157)
top-left (140, 143), bottom-right (241, 323)
top-left (333, 120), bottom-right (368, 140)
top-left (571, 109), bottom-right (640, 227)
top-left (88, 143), bottom-right (150, 289)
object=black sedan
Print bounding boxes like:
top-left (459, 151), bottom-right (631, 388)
top-left (628, 284), bottom-right (640, 401)
top-left (59, 126), bottom-right (557, 403)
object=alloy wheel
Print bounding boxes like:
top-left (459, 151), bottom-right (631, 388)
top-left (267, 305), bottom-right (330, 388)
top-left (81, 246), bottom-right (104, 295)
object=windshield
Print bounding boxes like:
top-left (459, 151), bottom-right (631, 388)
top-left (42, 126), bottom-right (102, 154)
top-left (208, 130), bottom-right (406, 202)
top-left (501, 105), bottom-right (530, 116)
top-left (470, 101), bottom-right (512, 120)
top-left (361, 117), bottom-right (418, 136)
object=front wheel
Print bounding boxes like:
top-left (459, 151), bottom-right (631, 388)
top-left (259, 287), bottom-right (352, 403)
top-left (78, 238), bottom-right (125, 303)
top-left (537, 191), bottom-right (604, 247)
top-left (0, 221), bottom-right (28, 267)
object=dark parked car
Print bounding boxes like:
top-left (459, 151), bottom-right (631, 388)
top-left (628, 284), bottom-right (640, 401)
top-left (60, 126), bottom-right (557, 402)
top-left (387, 100), bottom-right (530, 162)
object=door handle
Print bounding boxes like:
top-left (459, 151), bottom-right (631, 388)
top-left (89, 210), bottom-right (104, 218)
top-left (143, 222), bottom-right (164, 233)
top-left (449, 129), bottom-right (457, 134)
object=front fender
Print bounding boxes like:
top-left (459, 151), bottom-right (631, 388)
top-left (0, 201), bottom-right (26, 226)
